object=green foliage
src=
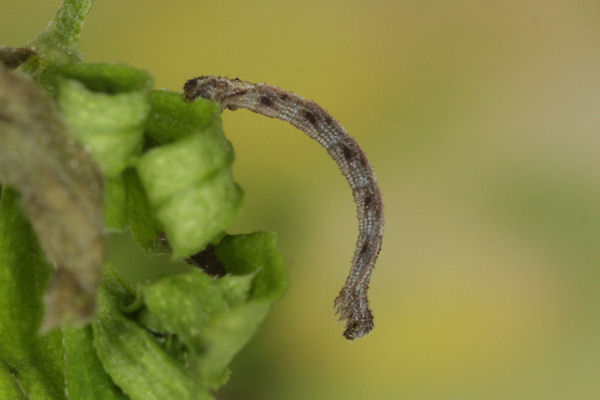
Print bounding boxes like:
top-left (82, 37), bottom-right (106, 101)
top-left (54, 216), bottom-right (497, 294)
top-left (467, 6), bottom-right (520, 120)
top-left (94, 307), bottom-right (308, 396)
top-left (137, 114), bottom-right (243, 257)
top-left (145, 90), bottom-right (220, 145)
top-left (63, 326), bottom-right (128, 400)
top-left (57, 64), bottom-right (152, 178)
top-left (139, 232), bottom-right (286, 389)
top-left (123, 168), bottom-right (169, 254)
top-left (56, 63), bottom-right (153, 229)
top-left (0, 0), bottom-right (287, 399)
top-left (92, 233), bottom-right (285, 399)
top-left (0, 187), bottom-right (65, 399)
top-left (92, 266), bottom-right (213, 400)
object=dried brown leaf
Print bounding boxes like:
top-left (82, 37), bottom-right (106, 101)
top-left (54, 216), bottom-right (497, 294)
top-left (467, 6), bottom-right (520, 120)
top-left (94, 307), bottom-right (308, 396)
top-left (0, 66), bottom-right (105, 331)
top-left (0, 46), bottom-right (35, 69)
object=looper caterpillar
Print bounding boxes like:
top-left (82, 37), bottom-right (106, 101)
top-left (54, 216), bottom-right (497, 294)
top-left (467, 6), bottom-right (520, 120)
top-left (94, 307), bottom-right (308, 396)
top-left (184, 76), bottom-right (384, 340)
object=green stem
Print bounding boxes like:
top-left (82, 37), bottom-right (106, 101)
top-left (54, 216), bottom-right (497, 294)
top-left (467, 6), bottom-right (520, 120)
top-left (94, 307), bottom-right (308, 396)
top-left (29, 0), bottom-right (95, 64)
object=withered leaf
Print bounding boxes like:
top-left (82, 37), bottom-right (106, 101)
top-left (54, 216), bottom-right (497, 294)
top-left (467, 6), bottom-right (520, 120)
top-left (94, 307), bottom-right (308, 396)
top-left (0, 46), bottom-right (35, 69)
top-left (0, 66), bottom-right (105, 331)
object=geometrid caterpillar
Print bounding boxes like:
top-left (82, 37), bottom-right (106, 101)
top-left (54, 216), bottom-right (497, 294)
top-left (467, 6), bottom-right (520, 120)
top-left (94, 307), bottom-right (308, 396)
top-left (184, 76), bottom-right (384, 340)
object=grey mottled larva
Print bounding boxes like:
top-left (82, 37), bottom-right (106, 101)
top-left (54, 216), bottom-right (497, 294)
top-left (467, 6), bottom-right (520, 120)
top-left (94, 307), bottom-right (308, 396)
top-left (184, 76), bottom-right (384, 340)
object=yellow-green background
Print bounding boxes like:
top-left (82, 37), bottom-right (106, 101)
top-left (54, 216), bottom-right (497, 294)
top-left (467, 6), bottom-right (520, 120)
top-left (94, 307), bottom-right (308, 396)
top-left (3, 1), bottom-right (600, 399)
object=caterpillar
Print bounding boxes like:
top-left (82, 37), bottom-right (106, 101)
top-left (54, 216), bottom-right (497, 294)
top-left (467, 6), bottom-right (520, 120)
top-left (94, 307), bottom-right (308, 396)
top-left (184, 76), bottom-right (384, 340)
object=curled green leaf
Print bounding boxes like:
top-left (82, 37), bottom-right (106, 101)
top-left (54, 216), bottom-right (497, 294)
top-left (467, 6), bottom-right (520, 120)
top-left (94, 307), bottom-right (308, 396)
top-left (90, 233), bottom-right (286, 397)
top-left (0, 67), bottom-right (105, 330)
top-left (137, 92), bottom-right (242, 257)
top-left (56, 63), bottom-right (152, 229)
top-left (57, 63), bottom-right (152, 178)
top-left (145, 90), bottom-right (219, 145)
top-left (92, 266), bottom-right (214, 400)
top-left (215, 233), bottom-right (287, 300)
top-left (138, 232), bottom-right (287, 390)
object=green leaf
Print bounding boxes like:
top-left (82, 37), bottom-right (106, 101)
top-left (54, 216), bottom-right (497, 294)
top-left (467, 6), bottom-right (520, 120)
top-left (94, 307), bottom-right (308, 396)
top-left (0, 362), bottom-right (27, 400)
top-left (153, 168), bottom-right (243, 258)
top-left (92, 266), bottom-right (213, 400)
top-left (139, 232), bottom-right (287, 389)
top-left (104, 177), bottom-right (127, 230)
top-left (124, 168), bottom-right (168, 253)
top-left (137, 102), bottom-right (243, 257)
top-left (59, 63), bottom-right (154, 93)
top-left (56, 63), bottom-right (152, 230)
top-left (145, 90), bottom-right (219, 144)
top-left (192, 233), bottom-right (286, 387)
top-left (0, 187), bottom-right (66, 400)
top-left (139, 122), bottom-right (234, 205)
top-left (57, 64), bottom-right (152, 177)
top-left (196, 301), bottom-right (271, 388)
top-left (140, 269), bottom-right (255, 343)
top-left (216, 233), bottom-right (287, 300)
top-left (63, 326), bottom-right (127, 400)
top-left (0, 67), bottom-right (105, 329)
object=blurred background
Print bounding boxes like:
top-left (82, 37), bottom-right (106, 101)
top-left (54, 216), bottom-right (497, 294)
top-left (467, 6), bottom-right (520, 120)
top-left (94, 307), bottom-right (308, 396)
top-left (3, 0), bottom-right (600, 398)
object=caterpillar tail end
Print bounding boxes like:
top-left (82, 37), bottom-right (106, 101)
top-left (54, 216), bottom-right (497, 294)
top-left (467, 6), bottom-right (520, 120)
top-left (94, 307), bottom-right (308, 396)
top-left (334, 286), bottom-right (374, 341)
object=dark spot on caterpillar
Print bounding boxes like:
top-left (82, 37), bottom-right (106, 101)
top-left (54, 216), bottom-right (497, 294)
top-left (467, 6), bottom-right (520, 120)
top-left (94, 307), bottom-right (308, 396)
top-left (259, 95), bottom-right (273, 107)
top-left (303, 110), bottom-right (318, 126)
top-left (340, 144), bottom-right (354, 162)
top-left (364, 192), bottom-right (372, 208)
top-left (325, 115), bottom-right (334, 125)
top-left (279, 93), bottom-right (289, 101)
top-left (235, 89), bottom-right (247, 96)
top-left (359, 242), bottom-right (369, 258)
